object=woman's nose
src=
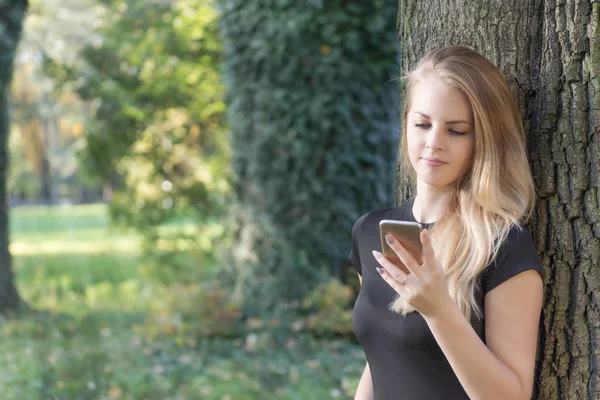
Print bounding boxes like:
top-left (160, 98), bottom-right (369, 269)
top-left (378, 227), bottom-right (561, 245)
top-left (425, 125), bottom-right (444, 150)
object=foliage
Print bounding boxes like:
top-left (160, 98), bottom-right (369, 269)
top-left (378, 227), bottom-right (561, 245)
top-left (7, 127), bottom-right (38, 199)
top-left (42, 0), bottom-right (229, 282)
top-left (75, 0), bottom-right (227, 209)
top-left (0, 313), bottom-right (365, 400)
top-left (217, 0), bottom-right (400, 317)
top-left (9, 58), bottom-right (97, 202)
top-left (6, 0), bottom-right (106, 203)
top-left (139, 281), bottom-right (243, 341)
top-left (19, 0), bottom-right (103, 66)
top-left (301, 278), bottom-right (355, 337)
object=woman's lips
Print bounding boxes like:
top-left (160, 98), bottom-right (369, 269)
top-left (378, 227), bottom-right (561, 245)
top-left (421, 158), bottom-right (447, 167)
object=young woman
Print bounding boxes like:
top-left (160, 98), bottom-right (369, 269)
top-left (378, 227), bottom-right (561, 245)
top-left (350, 46), bottom-right (544, 400)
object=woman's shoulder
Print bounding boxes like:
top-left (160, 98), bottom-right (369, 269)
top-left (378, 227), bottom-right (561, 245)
top-left (481, 222), bottom-right (543, 293)
top-left (351, 207), bottom-right (392, 235)
top-left (351, 200), bottom-right (414, 236)
top-left (500, 223), bottom-right (537, 254)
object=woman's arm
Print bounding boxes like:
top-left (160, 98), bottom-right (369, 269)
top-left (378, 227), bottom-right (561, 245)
top-left (354, 274), bottom-right (375, 400)
top-left (354, 362), bottom-right (374, 400)
top-left (375, 230), bottom-right (543, 400)
top-left (423, 270), bottom-right (543, 400)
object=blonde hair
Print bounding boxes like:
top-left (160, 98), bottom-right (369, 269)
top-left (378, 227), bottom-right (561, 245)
top-left (392, 46), bottom-right (536, 321)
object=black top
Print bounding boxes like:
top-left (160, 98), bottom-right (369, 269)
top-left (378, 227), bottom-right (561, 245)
top-left (350, 198), bottom-right (543, 400)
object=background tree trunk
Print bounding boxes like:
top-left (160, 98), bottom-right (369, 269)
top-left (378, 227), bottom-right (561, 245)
top-left (217, 1), bottom-right (401, 316)
top-left (397, 0), bottom-right (599, 399)
top-left (40, 115), bottom-right (53, 203)
top-left (0, 0), bottom-right (29, 313)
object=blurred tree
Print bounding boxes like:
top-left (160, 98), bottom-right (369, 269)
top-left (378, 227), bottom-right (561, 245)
top-left (0, 0), bottom-right (29, 312)
top-left (397, 0), bottom-right (600, 398)
top-left (45, 0), bottom-right (228, 282)
top-left (216, 0), bottom-right (400, 317)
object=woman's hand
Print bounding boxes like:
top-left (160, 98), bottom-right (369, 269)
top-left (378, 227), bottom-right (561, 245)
top-left (372, 229), bottom-right (453, 318)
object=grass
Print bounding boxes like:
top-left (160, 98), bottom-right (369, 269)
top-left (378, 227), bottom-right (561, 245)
top-left (10, 204), bottom-right (141, 316)
top-left (1, 204), bottom-right (365, 399)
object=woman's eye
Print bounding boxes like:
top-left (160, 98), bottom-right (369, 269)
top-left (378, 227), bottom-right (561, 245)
top-left (415, 123), bottom-right (429, 129)
top-left (449, 129), bottom-right (466, 135)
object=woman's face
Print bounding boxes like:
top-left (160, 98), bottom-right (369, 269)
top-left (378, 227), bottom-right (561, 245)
top-left (406, 75), bottom-right (475, 191)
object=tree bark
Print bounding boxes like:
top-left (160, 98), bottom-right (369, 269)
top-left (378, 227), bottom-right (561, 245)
top-left (0, 0), bottom-right (29, 313)
top-left (397, 0), bottom-right (599, 399)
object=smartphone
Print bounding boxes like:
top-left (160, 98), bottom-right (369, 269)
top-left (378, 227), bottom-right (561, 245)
top-left (379, 220), bottom-right (423, 266)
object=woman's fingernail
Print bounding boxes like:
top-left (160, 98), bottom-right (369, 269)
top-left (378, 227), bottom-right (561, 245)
top-left (385, 234), bottom-right (394, 244)
top-left (372, 250), bottom-right (382, 259)
top-left (376, 267), bottom-right (384, 275)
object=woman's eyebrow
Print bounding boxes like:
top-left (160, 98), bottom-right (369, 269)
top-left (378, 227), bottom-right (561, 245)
top-left (414, 111), bottom-right (472, 125)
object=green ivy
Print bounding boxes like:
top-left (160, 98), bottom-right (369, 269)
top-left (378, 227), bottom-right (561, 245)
top-left (216, 0), bottom-right (400, 317)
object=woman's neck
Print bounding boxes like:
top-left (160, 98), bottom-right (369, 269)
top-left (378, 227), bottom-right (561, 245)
top-left (412, 183), bottom-right (454, 224)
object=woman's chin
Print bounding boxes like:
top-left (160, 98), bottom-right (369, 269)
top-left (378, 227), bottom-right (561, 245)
top-left (416, 175), bottom-right (458, 189)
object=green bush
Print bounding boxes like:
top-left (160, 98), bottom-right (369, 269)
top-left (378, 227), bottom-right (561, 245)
top-left (301, 278), bottom-right (355, 337)
top-left (137, 281), bottom-right (244, 342)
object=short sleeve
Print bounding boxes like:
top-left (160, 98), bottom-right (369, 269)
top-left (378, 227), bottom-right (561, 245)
top-left (482, 224), bottom-right (543, 294)
top-left (349, 212), bottom-right (369, 277)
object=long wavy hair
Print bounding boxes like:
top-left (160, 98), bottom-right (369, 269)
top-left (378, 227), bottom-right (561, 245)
top-left (391, 46), bottom-right (536, 321)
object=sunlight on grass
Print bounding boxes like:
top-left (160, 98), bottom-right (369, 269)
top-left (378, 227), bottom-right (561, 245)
top-left (10, 204), bottom-right (110, 235)
top-left (10, 204), bottom-right (141, 256)
top-left (10, 234), bottom-right (140, 256)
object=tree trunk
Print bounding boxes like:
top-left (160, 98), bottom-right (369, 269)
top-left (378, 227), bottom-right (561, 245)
top-left (39, 155), bottom-right (51, 202)
top-left (0, 0), bottom-right (29, 313)
top-left (397, 1), bottom-right (599, 399)
top-left (218, 1), bottom-right (400, 315)
top-left (0, 95), bottom-right (23, 312)
top-left (40, 117), bottom-right (52, 203)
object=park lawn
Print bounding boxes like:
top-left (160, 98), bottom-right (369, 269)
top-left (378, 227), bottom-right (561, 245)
top-left (1, 204), bottom-right (364, 399)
